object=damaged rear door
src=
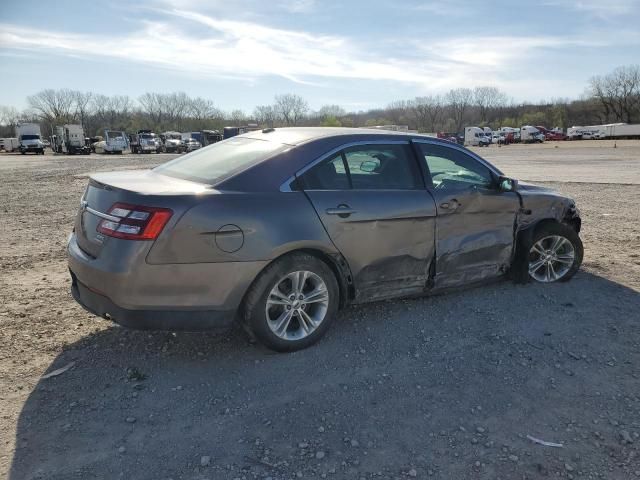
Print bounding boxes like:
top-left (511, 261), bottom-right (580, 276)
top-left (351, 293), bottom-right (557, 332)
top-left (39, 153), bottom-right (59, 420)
top-left (414, 141), bottom-right (520, 288)
top-left (299, 141), bottom-right (437, 302)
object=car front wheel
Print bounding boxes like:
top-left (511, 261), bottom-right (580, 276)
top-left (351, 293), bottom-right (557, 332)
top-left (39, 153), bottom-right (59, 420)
top-left (528, 223), bottom-right (583, 283)
top-left (242, 253), bottom-right (339, 352)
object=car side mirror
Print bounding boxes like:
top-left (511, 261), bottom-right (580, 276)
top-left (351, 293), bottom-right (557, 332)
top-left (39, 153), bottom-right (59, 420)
top-left (498, 176), bottom-right (518, 192)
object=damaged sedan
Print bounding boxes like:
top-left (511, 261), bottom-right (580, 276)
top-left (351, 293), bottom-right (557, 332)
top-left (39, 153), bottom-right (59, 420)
top-left (68, 128), bottom-right (583, 351)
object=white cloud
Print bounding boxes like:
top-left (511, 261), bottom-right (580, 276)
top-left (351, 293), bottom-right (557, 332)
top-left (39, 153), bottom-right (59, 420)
top-left (0, 7), bottom-right (635, 98)
top-left (542, 0), bottom-right (638, 16)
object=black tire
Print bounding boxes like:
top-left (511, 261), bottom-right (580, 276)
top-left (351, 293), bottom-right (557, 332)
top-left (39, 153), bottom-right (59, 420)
top-left (515, 222), bottom-right (583, 283)
top-left (242, 253), bottom-right (339, 352)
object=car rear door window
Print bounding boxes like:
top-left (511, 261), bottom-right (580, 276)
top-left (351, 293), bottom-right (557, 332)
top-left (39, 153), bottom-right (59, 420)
top-left (300, 153), bottom-right (350, 190)
top-left (417, 144), bottom-right (494, 190)
top-left (343, 144), bottom-right (421, 190)
top-left (301, 144), bottom-right (422, 191)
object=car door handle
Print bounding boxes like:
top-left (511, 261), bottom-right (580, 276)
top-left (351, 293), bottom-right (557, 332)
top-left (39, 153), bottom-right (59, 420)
top-left (440, 199), bottom-right (461, 211)
top-left (326, 205), bottom-right (357, 217)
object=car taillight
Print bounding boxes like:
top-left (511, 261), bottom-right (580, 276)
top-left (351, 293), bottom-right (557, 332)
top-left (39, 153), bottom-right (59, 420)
top-left (97, 203), bottom-right (172, 240)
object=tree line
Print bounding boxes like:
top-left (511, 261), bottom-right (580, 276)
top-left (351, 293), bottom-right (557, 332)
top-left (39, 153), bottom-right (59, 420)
top-left (0, 64), bottom-right (638, 138)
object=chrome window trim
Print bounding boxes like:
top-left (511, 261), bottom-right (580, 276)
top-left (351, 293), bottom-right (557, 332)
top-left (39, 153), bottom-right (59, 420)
top-left (279, 139), bottom-right (411, 192)
top-left (411, 138), bottom-right (504, 178)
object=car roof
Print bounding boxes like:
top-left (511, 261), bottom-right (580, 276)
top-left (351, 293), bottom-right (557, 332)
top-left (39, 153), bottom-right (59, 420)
top-left (240, 127), bottom-right (441, 146)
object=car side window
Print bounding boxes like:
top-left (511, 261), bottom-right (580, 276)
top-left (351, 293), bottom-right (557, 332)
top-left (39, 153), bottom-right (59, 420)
top-left (342, 144), bottom-right (421, 190)
top-left (417, 144), bottom-right (494, 190)
top-left (300, 153), bottom-right (350, 190)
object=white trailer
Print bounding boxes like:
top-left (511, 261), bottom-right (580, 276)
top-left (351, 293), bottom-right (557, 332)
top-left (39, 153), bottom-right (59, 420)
top-left (53, 124), bottom-right (90, 154)
top-left (464, 126), bottom-right (490, 146)
top-left (604, 123), bottom-right (640, 139)
top-left (16, 123), bottom-right (44, 155)
top-left (520, 125), bottom-right (545, 143)
top-left (1, 137), bottom-right (19, 152)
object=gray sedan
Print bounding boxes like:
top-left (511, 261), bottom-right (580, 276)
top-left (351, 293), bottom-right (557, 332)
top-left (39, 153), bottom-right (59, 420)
top-left (68, 128), bottom-right (583, 351)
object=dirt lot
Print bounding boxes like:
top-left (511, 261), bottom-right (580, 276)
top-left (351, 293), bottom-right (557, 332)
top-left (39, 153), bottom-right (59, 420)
top-left (1, 141), bottom-right (639, 480)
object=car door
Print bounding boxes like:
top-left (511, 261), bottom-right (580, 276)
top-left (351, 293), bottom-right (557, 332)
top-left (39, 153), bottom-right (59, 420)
top-left (413, 141), bottom-right (520, 288)
top-left (298, 141), bottom-right (437, 302)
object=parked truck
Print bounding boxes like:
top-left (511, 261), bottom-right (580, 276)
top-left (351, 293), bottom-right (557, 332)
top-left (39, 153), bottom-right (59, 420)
top-left (129, 130), bottom-right (162, 154)
top-left (464, 126), bottom-right (490, 146)
top-left (52, 124), bottom-right (91, 154)
top-left (159, 131), bottom-right (184, 153)
top-left (520, 125), bottom-right (545, 143)
top-left (16, 123), bottom-right (45, 155)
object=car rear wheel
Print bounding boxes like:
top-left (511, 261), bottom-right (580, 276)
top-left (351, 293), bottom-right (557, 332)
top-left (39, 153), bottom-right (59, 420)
top-left (528, 223), bottom-right (583, 283)
top-left (242, 253), bottom-right (339, 352)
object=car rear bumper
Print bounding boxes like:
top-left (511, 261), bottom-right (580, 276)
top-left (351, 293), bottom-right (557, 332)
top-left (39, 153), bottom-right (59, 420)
top-left (70, 272), bottom-right (235, 330)
top-left (67, 233), bottom-right (268, 331)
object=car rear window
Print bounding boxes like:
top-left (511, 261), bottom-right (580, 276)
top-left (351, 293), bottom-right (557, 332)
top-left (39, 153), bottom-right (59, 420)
top-left (154, 137), bottom-right (286, 185)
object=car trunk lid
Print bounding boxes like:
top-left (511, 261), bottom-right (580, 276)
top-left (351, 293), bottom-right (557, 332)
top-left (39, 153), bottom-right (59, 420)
top-left (75, 170), bottom-right (209, 258)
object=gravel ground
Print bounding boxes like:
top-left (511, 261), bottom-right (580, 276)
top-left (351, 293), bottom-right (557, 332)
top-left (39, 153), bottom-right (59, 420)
top-left (1, 143), bottom-right (639, 480)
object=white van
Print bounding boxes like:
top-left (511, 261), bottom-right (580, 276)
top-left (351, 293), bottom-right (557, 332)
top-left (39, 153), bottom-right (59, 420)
top-left (464, 127), bottom-right (490, 147)
top-left (520, 125), bottom-right (545, 143)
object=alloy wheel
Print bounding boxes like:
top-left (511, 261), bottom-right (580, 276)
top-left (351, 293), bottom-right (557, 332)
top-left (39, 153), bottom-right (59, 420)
top-left (528, 235), bottom-right (575, 282)
top-left (265, 271), bottom-right (329, 341)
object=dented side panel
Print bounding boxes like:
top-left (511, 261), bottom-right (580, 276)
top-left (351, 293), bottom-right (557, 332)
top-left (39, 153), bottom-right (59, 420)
top-left (516, 182), bottom-right (581, 234)
top-left (304, 189), bottom-right (437, 302)
top-left (430, 188), bottom-right (520, 289)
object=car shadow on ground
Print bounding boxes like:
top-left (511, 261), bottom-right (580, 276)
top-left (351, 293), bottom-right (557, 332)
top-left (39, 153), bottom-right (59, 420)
top-left (9, 272), bottom-right (640, 480)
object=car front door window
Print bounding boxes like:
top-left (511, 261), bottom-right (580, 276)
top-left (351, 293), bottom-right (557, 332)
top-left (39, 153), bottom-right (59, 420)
top-left (421, 145), bottom-right (494, 190)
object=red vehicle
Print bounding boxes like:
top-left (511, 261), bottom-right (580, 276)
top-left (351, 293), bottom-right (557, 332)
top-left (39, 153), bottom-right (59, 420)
top-left (436, 131), bottom-right (458, 144)
top-left (536, 126), bottom-right (566, 141)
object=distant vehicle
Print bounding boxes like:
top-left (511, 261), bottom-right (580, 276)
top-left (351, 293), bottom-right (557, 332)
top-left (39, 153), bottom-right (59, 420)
top-left (436, 132), bottom-right (458, 144)
top-left (94, 130), bottom-right (128, 154)
top-left (491, 132), bottom-right (501, 143)
top-left (160, 131), bottom-right (184, 153)
top-left (16, 123), bottom-right (45, 155)
top-left (223, 126), bottom-right (251, 139)
top-left (1, 137), bottom-right (19, 152)
top-left (520, 126), bottom-right (545, 143)
top-left (181, 137), bottom-right (202, 152)
top-left (42, 139), bottom-right (51, 148)
top-left (53, 124), bottom-right (91, 154)
top-left (201, 129), bottom-right (223, 146)
top-left (537, 127), bottom-right (567, 141)
top-left (129, 130), bottom-right (162, 154)
top-left (603, 123), bottom-right (640, 139)
top-left (464, 127), bottom-right (490, 147)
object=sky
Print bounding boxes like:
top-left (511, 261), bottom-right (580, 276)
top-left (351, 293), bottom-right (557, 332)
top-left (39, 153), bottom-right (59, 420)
top-left (0, 0), bottom-right (639, 113)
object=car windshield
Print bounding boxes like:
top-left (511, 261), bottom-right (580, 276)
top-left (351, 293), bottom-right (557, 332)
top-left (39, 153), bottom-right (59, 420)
top-left (155, 137), bottom-right (286, 184)
top-left (21, 135), bottom-right (39, 140)
top-left (107, 131), bottom-right (124, 140)
top-left (141, 134), bottom-right (156, 139)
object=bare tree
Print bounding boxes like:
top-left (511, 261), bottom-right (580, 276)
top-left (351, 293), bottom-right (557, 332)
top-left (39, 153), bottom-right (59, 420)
top-left (317, 104), bottom-right (346, 119)
top-left (446, 88), bottom-right (473, 131)
top-left (589, 65), bottom-right (640, 123)
top-left (27, 89), bottom-right (76, 124)
top-left (274, 94), bottom-right (309, 126)
top-left (229, 109), bottom-right (246, 126)
top-left (72, 91), bottom-right (94, 129)
top-left (0, 105), bottom-right (20, 126)
top-left (92, 94), bottom-right (132, 130)
top-left (385, 100), bottom-right (410, 124)
top-left (473, 86), bottom-right (508, 123)
top-left (253, 105), bottom-right (277, 127)
top-left (412, 95), bottom-right (443, 132)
